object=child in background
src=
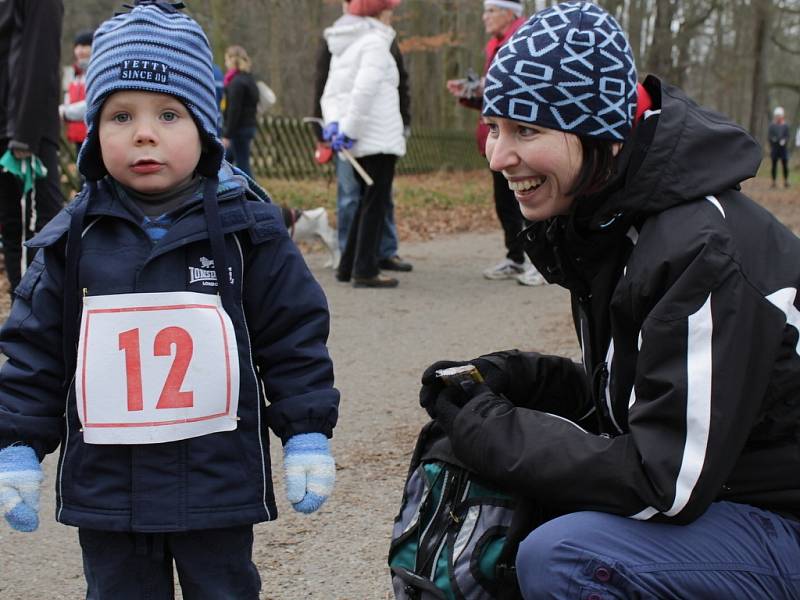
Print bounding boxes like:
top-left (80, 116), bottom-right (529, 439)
top-left (0, 2), bottom-right (339, 598)
top-left (60, 29), bottom-right (94, 154)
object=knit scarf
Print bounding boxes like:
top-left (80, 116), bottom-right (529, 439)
top-left (223, 68), bottom-right (238, 87)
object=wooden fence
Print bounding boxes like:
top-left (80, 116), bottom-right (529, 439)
top-left (59, 116), bottom-right (486, 195)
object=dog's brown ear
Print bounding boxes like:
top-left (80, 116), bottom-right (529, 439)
top-left (279, 205), bottom-right (296, 230)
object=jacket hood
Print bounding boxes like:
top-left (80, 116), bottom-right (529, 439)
top-left (584, 76), bottom-right (762, 229)
top-left (324, 14), bottom-right (395, 56)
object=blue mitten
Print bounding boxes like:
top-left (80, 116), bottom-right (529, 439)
top-left (330, 132), bottom-right (355, 152)
top-left (283, 433), bottom-right (335, 514)
top-left (0, 445), bottom-right (43, 532)
top-left (321, 121), bottom-right (339, 142)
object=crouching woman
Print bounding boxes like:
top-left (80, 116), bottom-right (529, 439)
top-left (420, 2), bottom-right (800, 598)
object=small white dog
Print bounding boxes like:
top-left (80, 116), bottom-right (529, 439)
top-left (281, 206), bottom-right (340, 269)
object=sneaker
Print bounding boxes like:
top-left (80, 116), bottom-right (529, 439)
top-left (378, 255), bottom-right (413, 272)
top-left (517, 266), bottom-right (546, 287)
top-left (483, 258), bottom-right (526, 280)
top-left (352, 274), bottom-right (399, 288)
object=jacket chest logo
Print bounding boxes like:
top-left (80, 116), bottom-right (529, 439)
top-left (188, 256), bottom-right (235, 287)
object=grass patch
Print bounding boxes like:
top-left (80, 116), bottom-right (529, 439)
top-left (257, 169), bottom-right (498, 242)
top-left (256, 169), bottom-right (492, 210)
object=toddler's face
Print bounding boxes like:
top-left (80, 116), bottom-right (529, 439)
top-left (99, 90), bottom-right (202, 194)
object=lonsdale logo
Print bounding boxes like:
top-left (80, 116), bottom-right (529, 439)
top-left (188, 257), bottom-right (235, 287)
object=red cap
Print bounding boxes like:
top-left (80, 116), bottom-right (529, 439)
top-left (347, 0), bottom-right (401, 17)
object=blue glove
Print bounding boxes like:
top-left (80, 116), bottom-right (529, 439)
top-left (330, 132), bottom-right (355, 152)
top-left (0, 445), bottom-right (43, 532)
top-left (283, 433), bottom-right (335, 514)
top-left (321, 121), bottom-right (339, 142)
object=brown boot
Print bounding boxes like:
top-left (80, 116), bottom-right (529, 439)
top-left (352, 274), bottom-right (399, 288)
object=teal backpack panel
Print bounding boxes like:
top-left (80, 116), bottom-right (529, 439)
top-left (389, 422), bottom-right (536, 600)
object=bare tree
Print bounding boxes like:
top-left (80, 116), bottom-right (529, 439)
top-left (56, 0), bottom-right (800, 138)
top-left (750, 0), bottom-right (773, 134)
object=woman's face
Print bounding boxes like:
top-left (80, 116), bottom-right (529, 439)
top-left (484, 117), bottom-right (583, 221)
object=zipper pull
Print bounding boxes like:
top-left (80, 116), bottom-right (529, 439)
top-left (591, 361), bottom-right (610, 435)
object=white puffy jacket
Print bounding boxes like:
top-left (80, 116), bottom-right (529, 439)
top-left (321, 15), bottom-right (406, 158)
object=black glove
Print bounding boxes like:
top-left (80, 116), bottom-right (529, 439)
top-left (428, 382), bottom-right (513, 435)
top-left (419, 357), bottom-right (508, 419)
top-left (428, 385), bottom-right (467, 429)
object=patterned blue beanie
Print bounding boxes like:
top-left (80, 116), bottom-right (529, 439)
top-left (78, 1), bottom-right (223, 181)
top-left (483, 2), bottom-right (637, 141)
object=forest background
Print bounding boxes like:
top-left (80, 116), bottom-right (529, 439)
top-left (63, 0), bottom-right (800, 148)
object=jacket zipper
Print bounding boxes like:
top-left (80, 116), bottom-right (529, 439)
top-left (591, 361), bottom-right (611, 437)
top-left (577, 294), bottom-right (611, 437)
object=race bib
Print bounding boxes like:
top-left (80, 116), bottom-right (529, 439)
top-left (75, 291), bottom-right (240, 444)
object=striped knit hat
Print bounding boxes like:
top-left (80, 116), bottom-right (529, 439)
top-left (483, 2), bottom-right (637, 141)
top-left (78, 1), bottom-right (223, 181)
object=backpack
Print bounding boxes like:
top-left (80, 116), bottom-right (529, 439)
top-left (256, 80), bottom-right (276, 117)
top-left (388, 421), bottom-right (541, 600)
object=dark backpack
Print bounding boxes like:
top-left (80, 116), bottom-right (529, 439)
top-left (388, 421), bottom-right (541, 600)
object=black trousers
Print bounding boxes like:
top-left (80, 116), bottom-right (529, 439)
top-left (0, 138), bottom-right (64, 293)
top-left (79, 526), bottom-right (261, 600)
top-left (491, 168), bottom-right (527, 264)
top-left (338, 153), bottom-right (397, 279)
top-left (771, 146), bottom-right (789, 182)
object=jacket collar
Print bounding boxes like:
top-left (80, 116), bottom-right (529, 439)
top-left (27, 162), bottom-right (259, 250)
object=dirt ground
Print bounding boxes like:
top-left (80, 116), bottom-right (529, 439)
top-left (0, 178), bottom-right (795, 599)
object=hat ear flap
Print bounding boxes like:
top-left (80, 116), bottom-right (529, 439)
top-left (77, 123), bottom-right (107, 181)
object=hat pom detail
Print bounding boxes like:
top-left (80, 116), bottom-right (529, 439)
top-left (122, 0), bottom-right (185, 12)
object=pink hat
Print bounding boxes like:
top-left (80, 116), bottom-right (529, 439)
top-left (347, 0), bottom-right (401, 17)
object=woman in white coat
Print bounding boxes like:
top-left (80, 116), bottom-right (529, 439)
top-left (321, 0), bottom-right (405, 288)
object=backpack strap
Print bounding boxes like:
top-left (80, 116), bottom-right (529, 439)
top-left (493, 501), bottom-right (546, 600)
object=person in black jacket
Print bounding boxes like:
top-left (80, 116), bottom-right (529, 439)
top-left (420, 3), bottom-right (800, 598)
top-left (222, 45), bottom-right (259, 177)
top-left (769, 106), bottom-right (791, 188)
top-left (0, 0), bottom-right (65, 296)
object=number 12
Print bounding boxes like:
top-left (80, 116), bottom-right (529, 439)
top-left (118, 327), bottom-right (195, 411)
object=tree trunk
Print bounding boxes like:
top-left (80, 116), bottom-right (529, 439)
top-left (749, 0), bottom-right (772, 136)
top-left (646, 0), bottom-right (675, 79)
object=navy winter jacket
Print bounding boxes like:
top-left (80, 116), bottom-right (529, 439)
top-left (0, 167), bottom-right (339, 531)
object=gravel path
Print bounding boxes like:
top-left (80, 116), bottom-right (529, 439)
top-left (0, 230), bottom-right (579, 600)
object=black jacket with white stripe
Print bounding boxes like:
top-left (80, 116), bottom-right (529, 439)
top-left (447, 76), bottom-right (800, 524)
